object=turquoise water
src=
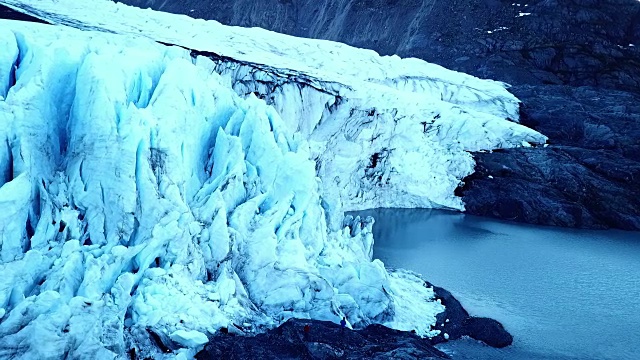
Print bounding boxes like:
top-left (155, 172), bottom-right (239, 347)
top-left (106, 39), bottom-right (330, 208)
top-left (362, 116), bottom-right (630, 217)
top-left (355, 208), bottom-right (640, 360)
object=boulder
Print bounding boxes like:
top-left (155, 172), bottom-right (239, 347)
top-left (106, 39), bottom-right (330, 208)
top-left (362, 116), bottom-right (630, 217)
top-left (426, 282), bottom-right (513, 348)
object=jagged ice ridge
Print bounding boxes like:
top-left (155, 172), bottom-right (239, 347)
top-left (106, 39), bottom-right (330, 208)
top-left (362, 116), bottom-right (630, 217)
top-left (0, 1), bottom-right (546, 359)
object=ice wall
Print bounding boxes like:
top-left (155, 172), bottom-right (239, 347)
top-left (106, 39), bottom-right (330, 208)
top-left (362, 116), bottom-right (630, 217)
top-left (212, 59), bottom-right (545, 213)
top-left (0, 22), bottom-right (449, 359)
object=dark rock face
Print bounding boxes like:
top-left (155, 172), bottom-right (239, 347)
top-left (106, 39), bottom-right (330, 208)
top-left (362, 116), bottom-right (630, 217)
top-left (460, 86), bottom-right (640, 229)
top-left (195, 318), bottom-right (449, 360)
top-left (0, 4), bottom-right (46, 23)
top-left (119, 0), bottom-right (640, 230)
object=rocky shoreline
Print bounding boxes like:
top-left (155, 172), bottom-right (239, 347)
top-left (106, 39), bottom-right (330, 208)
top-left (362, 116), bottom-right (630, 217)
top-left (195, 319), bottom-right (450, 360)
top-left (426, 282), bottom-right (512, 349)
top-left (194, 281), bottom-right (512, 360)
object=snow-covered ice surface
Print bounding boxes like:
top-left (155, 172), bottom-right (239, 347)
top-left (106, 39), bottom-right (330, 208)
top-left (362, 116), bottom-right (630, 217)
top-left (0, 1), bottom-right (546, 359)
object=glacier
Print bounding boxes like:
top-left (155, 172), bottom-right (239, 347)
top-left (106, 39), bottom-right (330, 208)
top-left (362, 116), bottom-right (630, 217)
top-left (0, 0), bottom-right (547, 212)
top-left (0, 1), bottom-right (546, 359)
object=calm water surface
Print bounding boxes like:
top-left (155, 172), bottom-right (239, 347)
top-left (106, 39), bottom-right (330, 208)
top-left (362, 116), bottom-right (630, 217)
top-left (354, 208), bottom-right (640, 360)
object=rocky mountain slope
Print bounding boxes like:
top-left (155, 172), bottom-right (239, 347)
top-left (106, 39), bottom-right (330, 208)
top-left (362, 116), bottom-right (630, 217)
top-left (122, 0), bottom-right (640, 90)
top-left (122, 0), bottom-right (640, 229)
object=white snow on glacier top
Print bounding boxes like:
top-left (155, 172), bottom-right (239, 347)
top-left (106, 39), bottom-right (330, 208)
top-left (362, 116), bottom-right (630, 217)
top-left (0, 0), bottom-right (520, 115)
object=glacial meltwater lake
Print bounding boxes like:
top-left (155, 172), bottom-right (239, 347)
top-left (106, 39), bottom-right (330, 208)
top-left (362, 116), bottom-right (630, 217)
top-left (355, 208), bottom-right (640, 360)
